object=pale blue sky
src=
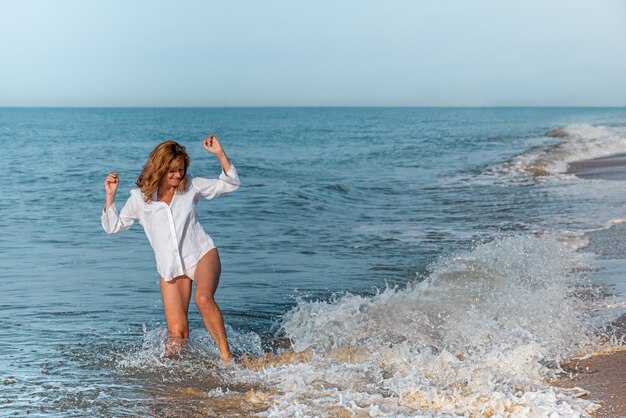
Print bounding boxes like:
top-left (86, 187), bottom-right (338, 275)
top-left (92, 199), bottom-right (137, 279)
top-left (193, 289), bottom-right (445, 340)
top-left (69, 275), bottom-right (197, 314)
top-left (1, 0), bottom-right (625, 106)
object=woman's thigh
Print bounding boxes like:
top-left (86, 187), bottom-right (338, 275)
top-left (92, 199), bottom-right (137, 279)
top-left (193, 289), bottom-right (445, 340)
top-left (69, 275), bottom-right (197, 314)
top-left (194, 248), bottom-right (221, 297)
top-left (160, 276), bottom-right (193, 333)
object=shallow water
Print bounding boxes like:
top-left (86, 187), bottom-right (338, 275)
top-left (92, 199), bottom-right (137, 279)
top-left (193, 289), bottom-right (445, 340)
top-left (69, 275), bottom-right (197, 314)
top-left (1, 107), bottom-right (625, 416)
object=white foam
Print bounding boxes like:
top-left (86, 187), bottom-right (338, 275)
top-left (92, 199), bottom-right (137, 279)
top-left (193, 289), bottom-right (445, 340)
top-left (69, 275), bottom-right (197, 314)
top-left (114, 325), bottom-right (265, 385)
top-left (241, 235), bottom-right (618, 416)
top-left (506, 124), bottom-right (626, 178)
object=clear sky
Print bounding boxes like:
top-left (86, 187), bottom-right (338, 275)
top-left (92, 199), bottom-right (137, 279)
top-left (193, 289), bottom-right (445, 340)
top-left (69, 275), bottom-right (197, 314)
top-left (1, 0), bottom-right (625, 107)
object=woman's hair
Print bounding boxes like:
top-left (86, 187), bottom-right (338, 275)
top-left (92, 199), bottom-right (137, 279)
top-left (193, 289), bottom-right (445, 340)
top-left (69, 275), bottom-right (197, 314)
top-left (136, 141), bottom-right (191, 202)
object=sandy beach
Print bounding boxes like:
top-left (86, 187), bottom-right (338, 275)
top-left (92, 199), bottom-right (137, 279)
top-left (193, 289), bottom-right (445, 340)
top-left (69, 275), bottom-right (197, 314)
top-left (556, 156), bottom-right (626, 417)
top-left (568, 153), bottom-right (626, 182)
top-left (556, 348), bottom-right (626, 417)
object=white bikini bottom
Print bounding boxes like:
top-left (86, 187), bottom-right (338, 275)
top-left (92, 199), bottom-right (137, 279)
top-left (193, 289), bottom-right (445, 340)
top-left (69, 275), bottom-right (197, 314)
top-left (180, 247), bottom-right (216, 281)
top-left (183, 264), bottom-right (197, 281)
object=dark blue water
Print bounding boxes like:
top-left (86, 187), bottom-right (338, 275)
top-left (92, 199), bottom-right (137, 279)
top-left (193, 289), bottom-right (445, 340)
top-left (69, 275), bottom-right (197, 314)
top-left (1, 107), bottom-right (625, 416)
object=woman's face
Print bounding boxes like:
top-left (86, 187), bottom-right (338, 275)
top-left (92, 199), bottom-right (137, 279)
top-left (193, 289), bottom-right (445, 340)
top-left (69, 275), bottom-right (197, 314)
top-left (161, 161), bottom-right (185, 189)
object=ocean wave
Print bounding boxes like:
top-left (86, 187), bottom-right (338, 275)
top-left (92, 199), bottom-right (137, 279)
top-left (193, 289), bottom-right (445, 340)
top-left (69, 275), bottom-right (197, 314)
top-left (222, 234), bottom-right (620, 416)
top-left (507, 124), bottom-right (626, 178)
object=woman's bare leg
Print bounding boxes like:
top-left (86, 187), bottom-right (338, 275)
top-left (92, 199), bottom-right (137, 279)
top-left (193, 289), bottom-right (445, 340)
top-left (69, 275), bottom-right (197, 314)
top-left (193, 248), bottom-right (233, 364)
top-left (160, 276), bottom-right (192, 357)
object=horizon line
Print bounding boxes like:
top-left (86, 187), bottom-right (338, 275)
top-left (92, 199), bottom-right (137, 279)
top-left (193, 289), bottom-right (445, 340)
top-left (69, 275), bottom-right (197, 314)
top-left (1, 105), bottom-right (625, 109)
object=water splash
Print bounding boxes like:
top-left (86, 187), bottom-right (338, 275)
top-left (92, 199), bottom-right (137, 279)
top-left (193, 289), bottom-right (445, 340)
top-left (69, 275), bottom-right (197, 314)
top-left (235, 235), bottom-right (618, 416)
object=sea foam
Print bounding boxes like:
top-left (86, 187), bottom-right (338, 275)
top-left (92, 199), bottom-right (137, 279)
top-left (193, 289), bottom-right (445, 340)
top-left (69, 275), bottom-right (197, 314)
top-left (225, 234), bottom-right (617, 416)
top-left (509, 124), bottom-right (626, 177)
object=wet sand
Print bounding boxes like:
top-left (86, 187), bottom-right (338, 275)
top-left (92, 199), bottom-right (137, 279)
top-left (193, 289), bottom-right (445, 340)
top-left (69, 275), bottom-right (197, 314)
top-left (556, 348), bottom-right (626, 417)
top-left (560, 154), bottom-right (626, 416)
top-left (568, 153), bottom-right (626, 181)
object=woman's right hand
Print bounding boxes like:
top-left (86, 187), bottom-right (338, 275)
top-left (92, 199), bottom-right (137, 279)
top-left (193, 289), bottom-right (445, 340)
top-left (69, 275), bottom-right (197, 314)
top-left (104, 172), bottom-right (119, 196)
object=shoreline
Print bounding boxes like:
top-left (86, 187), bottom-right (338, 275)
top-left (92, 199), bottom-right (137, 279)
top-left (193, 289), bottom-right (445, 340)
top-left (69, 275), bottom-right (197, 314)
top-left (567, 153), bottom-right (626, 181)
top-left (554, 348), bottom-right (626, 417)
top-left (559, 154), bottom-right (626, 416)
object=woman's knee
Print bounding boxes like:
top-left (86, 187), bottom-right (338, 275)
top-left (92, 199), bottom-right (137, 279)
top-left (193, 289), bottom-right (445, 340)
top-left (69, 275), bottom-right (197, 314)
top-left (195, 293), bottom-right (216, 311)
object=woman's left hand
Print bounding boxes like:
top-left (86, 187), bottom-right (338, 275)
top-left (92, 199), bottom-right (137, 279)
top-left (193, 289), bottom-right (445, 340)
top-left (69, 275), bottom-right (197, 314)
top-left (203, 135), bottom-right (224, 156)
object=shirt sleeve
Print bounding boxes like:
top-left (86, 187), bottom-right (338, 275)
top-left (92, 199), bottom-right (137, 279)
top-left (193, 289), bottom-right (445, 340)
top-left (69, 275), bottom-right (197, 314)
top-left (191, 164), bottom-right (241, 200)
top-left (101, 192), bottom-right (139, 234)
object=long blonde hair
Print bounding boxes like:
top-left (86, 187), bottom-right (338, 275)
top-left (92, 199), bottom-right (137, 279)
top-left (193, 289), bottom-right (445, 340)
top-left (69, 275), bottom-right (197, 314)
top-left (136, 141), bottom-right (191, 202)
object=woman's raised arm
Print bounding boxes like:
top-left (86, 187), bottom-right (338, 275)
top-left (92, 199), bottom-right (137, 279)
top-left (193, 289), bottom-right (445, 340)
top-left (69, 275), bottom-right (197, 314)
top-left (104, 172), bottom-right (119, 211)
top-left (101, 173), bottom-right (138, 234)
top-left (203, 135), bottom-right (232, 173)
top-left (193, 136), bottom-right (240, 200)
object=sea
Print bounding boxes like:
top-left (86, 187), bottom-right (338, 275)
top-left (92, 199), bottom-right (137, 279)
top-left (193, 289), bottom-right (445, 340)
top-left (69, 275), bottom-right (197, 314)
top-left (1, 107), bottom-right (625, 417)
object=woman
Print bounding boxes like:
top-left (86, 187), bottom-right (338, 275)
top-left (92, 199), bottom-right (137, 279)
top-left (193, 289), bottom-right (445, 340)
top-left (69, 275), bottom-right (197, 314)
top-left (102, 136), bottom-right (240, 365)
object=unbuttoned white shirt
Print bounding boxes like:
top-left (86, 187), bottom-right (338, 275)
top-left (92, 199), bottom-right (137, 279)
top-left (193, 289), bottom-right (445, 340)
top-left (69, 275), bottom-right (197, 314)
top-left (101, 165), bottom-right (240, 281)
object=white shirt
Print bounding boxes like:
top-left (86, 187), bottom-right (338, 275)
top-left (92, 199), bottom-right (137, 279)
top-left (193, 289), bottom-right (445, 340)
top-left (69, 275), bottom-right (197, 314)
top-left (101, 165), bottom-right (240, 281)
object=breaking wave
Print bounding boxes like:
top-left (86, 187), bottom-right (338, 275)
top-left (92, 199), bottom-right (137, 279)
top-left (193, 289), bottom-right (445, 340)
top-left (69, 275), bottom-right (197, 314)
top-left (503, 124), bottom-right (626, 178)
top-left (207, 234), bottom-right (622, 417)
